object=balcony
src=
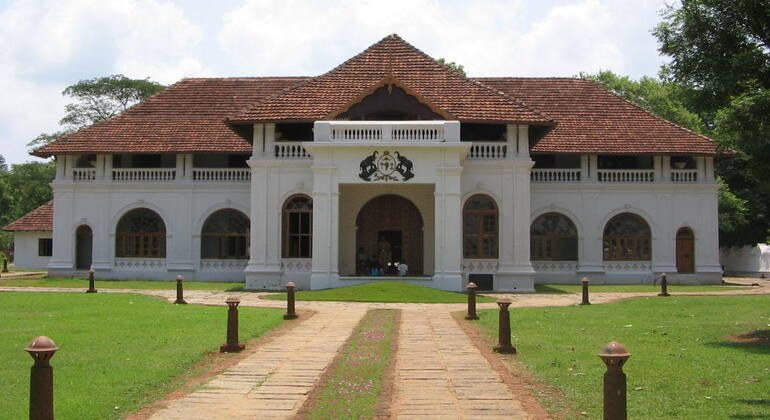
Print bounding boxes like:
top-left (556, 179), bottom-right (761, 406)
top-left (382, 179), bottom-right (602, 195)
top-left (313, 121), bottom-right (460, 143)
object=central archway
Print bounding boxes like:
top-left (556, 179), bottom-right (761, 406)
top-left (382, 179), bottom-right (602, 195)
top-left (355, 194), bottom-right (423, 275)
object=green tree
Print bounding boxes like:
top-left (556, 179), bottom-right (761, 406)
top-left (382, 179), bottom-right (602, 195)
top-left (0, 154), bottom-right (7, 172)
top-left (0, 161), bottom-right (56, 252)
top-left (28, 74), bottom-right (165, 151)
top-left (437, 58), bottom-right (466, 76)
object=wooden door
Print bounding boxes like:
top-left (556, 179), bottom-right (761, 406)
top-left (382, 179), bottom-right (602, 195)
top-left (76, 225), bottom-right (93, 270)
top-left (676, 227), bottom-right (695, 273)
top-left (356, 194), bottom-right (423, 275)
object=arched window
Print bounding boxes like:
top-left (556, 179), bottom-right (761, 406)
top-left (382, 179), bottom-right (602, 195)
top-left (463, 195), bottom-right (498, 259)
top-left (531, 213), bottom-right (578, 261)
top-left (201, 209), bottom-right (250, 259)
top-left (116, 208), bottom-right (166, 258)
top-left (283, 195), bottom-right (312, 258)
top-left (603, 213), bottom-right (651, 261)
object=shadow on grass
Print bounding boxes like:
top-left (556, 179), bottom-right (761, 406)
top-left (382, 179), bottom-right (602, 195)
top-left (729, 399), bottom-right (770, 419)
top-left (706, 330), bottom-right (770, 355)
top-left (533, 284), bottom-right (572, 294)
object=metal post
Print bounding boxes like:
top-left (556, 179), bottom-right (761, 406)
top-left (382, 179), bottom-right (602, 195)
top-left (283, 282), bottom-right (298, 320)
top-left (658, 273), bottom-right (670, 297)
top-left (2, 255), bottom-right (8, 273)
top-left (465, 282), bottom-right (479, 320)
top-left (174, 275), bottom-right (187, 304)
top-left (580, 277), bottom-right (591, 305)
top-left (493, 299), bottom-right (517, 354)
top-left (599, 342), bottom-right (631, 420)
top-left (86, 269), bottom-right (97, 293)
top-left (220, 297), bottom-right (245, 352)
top-left (25, 336), bottom-right (59, 420)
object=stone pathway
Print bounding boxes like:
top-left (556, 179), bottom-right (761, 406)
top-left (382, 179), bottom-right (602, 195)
top-left (147, 308), bottom-right (366, 419)
top-left (392, 308), bottom-right (529, 419)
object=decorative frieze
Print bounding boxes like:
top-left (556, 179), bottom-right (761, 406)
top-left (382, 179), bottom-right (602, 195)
top-left (462, 259), bottom-right (499, 273)
top-left (200, 259), bottom-right (248, 270)
top-left (282, 259), bottom-right (312, 272)
top-left (531, 261), bottom-right (579, 272)
top-left (604, 261), bottom-right (652, 272)
top-left (114, 258), bottom-right (166, 270)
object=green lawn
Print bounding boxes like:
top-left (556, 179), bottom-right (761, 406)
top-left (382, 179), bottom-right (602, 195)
top-left (0, 292), bottom-right (283, 419)
top-left (532, 283), bottom-right (746, 294)
top-left (474, 295), bottom-right (770, 419)
top-left (262, 281), bottom-right (495, 303)
top-left (0, 277), bottom-right (244, 291)
top-left (305, 309), bottom-right (398, 419)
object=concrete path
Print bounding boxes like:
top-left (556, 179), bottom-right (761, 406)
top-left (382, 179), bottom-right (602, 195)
top-left (393, 308), bottom-right (529, 419)
top-left (147, 308), bottom-right (366, 419)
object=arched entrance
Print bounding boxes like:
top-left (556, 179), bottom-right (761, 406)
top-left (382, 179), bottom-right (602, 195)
top-left (76, 225), bottom-right (93, 270)
top-left (676, 227), bottom-right (695, 273)
top-left (356, 194), bottom-right (423, 275)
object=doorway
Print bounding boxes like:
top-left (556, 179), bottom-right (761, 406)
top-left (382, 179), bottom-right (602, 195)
top-left (356, 194), bottom-right (423, 275)
top-left (676, 227), bottom-right (695, 273)
top-left (76, 225), bottom-right (93, 270)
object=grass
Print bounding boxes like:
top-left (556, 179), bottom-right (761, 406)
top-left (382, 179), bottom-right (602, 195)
top-left (305, 309), bottom-right (398, 419)
top-left (474, 295), bottom-right (770, 419)
top-left (262, 281), bottom-right (495, 303)
top-left (533, 283), bottom-right (746, 294)
top-left (0, 292), bottom-right (284, 419)
top-left (0, 277), bottom-right (244, 291)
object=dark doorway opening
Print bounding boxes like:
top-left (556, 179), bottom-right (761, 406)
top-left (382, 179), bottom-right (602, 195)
top-left (469, 274), bottom-right (494, 291)
top-left (76, 225), bottom-right (93, 270)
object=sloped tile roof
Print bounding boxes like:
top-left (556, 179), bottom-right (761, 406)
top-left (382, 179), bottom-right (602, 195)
top-left (230, 34), bottom-right (552, 124)
top-left (477, 77), bottom-right (717, 155)
top-left (33, 77), bottom-right (304, 157)
top-left (2, 201), bottom-right (53, 231)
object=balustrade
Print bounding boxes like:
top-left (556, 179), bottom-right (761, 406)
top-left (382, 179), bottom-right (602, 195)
top-left (671, 169), bottom-right (698, 183)
top-left (530, 168), bottom-right (581, 182)
top-left (274, 143), bottom-right (311, 159)
top-left (112, 168), bottom-right (176, 182)
top-left (468, 142), bottom-right (507, 159)
top-left (72, 168), bottom-right (96, 182)
top-left (597, 169), bottom-right (655, 183)
top-left (193, 168), bottom-right (251, 182)
top-left (315, 121), bottom-right (459, 142)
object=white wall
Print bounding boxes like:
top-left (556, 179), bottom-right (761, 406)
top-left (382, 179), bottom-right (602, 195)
top-left (12, 232), bottom-right (51, 270)
top-left (721, 244), bottom-right (770, 277)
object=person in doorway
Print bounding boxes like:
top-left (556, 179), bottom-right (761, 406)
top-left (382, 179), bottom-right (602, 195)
top-left (370, 255), bottom-right (380, 276)
top-left (377, 235), bottom-right (392, 269)
top-left (398, 260), bottom-right (408, 277)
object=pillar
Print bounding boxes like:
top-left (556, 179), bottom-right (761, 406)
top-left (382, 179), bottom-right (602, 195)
top-left (433, 151), bottom-right (464, 291)
top-left (309, 149), bottom-right (339, 290)
top-left (496, 159), bottom-right (535, 292)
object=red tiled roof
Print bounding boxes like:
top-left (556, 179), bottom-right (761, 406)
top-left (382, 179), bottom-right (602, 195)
top-left (476, 77), bottom-right (717, 155)
top-left (33, 77), bottom-right (305, 157)
top-left (2, 201), bottom-right (53, 231)
top-left (229, 34), bottom-right (552, 124)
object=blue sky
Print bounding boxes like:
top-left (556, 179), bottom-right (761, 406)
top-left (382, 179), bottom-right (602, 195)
top-left (0, 0), bottom-right (669, 165)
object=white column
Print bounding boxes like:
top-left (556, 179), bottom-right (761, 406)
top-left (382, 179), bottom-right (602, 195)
top-left (175, 154), bottom-right (185, 182)
top-left (103, 154), bottom-right (113, 182)
top-left (309, 152), bottom-right (339, 290)
top-left (661, 155), bottom-right (672, 182)
top-left (577, 192), bottom-right (605, 279)
top-left (517, 125), bottom-right (529, 157)
top-left (55, 155), bottom-right (66, 180)
top-left (704, 157), bottom-right (714, 182)
top-left (47, 192), bottom-right (75, 276)
top-left (580, 155), bottom-right (589, 181)
top-left (244, 160), bottom-right (283, 289)
top-left (183, 154), bottom-right (193, 180)
top-left (95, 154), bottom-right (107, 180)
top-left (588, 155), bottom-right (598, 182)
top-left (653, 193), bottom-right (677, 277)
top-left (506, 124), bottom-right (517, 156)
top-left (264, 123), bottom-right (276, 159)
top-left (495, 160), bottom-right (535, 292)
top-left (432, 151), bottom-right (464, 291)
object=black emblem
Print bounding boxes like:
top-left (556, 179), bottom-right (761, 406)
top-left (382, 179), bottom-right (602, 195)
top-left (359, 151), bottom-right (414, 182)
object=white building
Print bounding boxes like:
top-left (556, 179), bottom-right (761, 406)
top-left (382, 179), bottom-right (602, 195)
top-left (5, 35), bottom-right (722, 291)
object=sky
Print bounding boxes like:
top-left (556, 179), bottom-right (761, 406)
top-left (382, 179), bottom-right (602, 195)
top-left (0, 0), bottom-right (671, 165)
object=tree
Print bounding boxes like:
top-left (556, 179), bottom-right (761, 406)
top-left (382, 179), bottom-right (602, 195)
top-left (0, 162), bottom-right (56, 252)
top-left (437, 58), bottom-right (466, 76)
top-left (654, 0), bottom-right (770, 246)
top-left (0, 155), bottom-right (7, 172)
top-left (29, 75), bottom-right (165, 151)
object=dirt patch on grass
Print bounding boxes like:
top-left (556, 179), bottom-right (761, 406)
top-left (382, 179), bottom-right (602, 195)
top-left (452, 311), bottom-right (570, 420)
top-left (726, 330), bottom-right (770, 346)
top-left (125, 309), bottom-right (315, 420)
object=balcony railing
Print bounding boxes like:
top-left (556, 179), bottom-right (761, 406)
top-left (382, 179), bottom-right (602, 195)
top-left (72, 168), bottom-right (96, 182)
top-left (597, 169), bottom-right (655, 183)
top-left (468, 142), bottom-right (507, 159)
top-left (275, 142), bottom-right (311, 159)
top-left (113, 168), bottom-right (176, 182)
top-left (314, 121), bottom-right (460, 143)
top-left (531, 169), bottom-right (581, 183)
top-left (671, 169), bottom-right (697, 183)
top-left (192, 168), bottom-right (251, 182)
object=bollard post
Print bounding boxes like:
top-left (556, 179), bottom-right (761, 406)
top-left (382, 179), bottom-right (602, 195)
top-left (465, 282), bottom-right (479, 320)
top-left (2, 254), bottom-right (8, 273)
top-left (220, 297), bottom-right (245, 352)
top-left (493, 299), bottom-right (517, 354)
top-left (174, 275), bottom-right (187, 304)
top-left (283, 282), bottom-right (298, 320)
top-left (25, 336), bottom-right (59, 420)
top-left (599, 341), bottom-right (631, 420)
top-left (658, 273), bottom-right (670, 297)
top-left (580, 277), bottom-right (591, 305)
top-left (86, 269), bottom-right (97, 293)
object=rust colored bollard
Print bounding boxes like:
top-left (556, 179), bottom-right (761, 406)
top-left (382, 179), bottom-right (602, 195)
top-left (220, 296), bottom-right (245, 352)
top-left (26, 336), bottom-right (59, 420)
top-left (580, 277), bottom-right (591, 305)
top-left (599, 341), bottom-right (631, 420)
top-left (283, 282), bottom-right (298, 320)
top-left (493, 299), bottom-right (517, 354)
top-left (465, 282), bottom-right (479, 320)
top-left (658, 273), bottom-right (670, 297)
top-left (174, 275), bottom-right (187, 304)
top-left (2, 254), bottom-right (8, 273)
top-left (86, 269), bottom-right (97, 293)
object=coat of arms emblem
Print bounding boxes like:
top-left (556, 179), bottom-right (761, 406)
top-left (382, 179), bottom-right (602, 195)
top-left (359, 151), bottom-right (414, 182)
